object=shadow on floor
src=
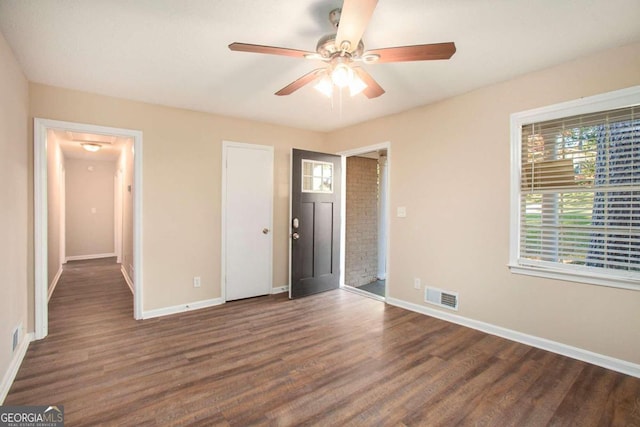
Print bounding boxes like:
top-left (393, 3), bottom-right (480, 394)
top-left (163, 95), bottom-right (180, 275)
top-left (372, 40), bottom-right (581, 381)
top-left (356, 279), bottom-right (385, 298)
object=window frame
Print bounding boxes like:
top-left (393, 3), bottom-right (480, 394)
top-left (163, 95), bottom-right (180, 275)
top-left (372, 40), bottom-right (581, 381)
top-left (301, 159), bottom-right (334, 194)
top-left (509, 85), bottom-right (640, 291)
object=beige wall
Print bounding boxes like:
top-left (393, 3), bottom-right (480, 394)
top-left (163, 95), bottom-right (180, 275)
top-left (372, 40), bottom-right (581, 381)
top-left (29, 84), bottom-right (326, 311)
top-left (345, 156), bottom-right (378, 287)
top-left (0, 32), bottom-right (29, 392)
top-left (326, 43), bottom-right (640, 364)
top-left (65, 158), bottom-right (116, 257)
top-left (46, 131), bottom-right (64, 289)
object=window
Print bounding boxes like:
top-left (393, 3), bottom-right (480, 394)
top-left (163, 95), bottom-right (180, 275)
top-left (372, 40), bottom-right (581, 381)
top-left (302, 159), bottom-right (333, 193)
top-left (510, 86), bottom-right (640, 290)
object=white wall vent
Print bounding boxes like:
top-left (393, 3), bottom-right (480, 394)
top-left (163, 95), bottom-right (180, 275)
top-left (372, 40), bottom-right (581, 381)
top-left (425, 287), bottom-right (459, 311)
top-left (12, 324), bottom-right (21, 352)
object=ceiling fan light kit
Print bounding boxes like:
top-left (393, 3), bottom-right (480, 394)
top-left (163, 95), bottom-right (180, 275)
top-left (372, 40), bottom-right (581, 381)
top-left (228, 0), bottom-right (456, 99)
top-left (313, 65), bottom-right (367, 98)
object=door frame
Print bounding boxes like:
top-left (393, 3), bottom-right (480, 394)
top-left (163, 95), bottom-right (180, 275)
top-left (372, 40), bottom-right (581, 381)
top-left (114, 168), bottom-right (123, 264)
top-left (34, 118), bottom-right (144, 339)
top-left (220, 140), bottom-right (274, 302)
top-left (338, 141), bottom-right (391, 299)
top-left (59, 166), bottom-right (66, 267)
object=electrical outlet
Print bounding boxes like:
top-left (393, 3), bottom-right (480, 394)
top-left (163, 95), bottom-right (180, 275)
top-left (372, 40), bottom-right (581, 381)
top-left (414, 278), bottom-right (421, 289)
top-left (193, 276), bottom-right (201, 288)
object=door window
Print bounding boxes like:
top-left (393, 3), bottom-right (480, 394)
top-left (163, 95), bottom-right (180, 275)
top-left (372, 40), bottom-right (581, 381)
top-left (302, 159), bottom-right (333, 193)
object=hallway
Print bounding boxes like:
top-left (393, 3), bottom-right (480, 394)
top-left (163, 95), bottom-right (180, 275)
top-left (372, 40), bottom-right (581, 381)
top-left (49, 258), bottom-right (132, 331)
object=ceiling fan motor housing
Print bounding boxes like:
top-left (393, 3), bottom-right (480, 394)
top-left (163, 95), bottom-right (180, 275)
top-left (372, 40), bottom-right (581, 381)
top-left (316, 34), bottom-right (365, 59)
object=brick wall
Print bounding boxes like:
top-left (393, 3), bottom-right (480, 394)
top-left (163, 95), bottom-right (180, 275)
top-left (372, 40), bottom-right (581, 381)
top-left (345, 156), bottom-right (378, 287)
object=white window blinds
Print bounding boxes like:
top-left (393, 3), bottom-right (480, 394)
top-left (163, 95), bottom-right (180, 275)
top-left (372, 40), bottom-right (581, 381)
top-left (518, 106), bottom-right (640, 278)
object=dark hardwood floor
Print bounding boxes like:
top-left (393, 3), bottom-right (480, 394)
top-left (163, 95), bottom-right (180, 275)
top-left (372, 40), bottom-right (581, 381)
top-left (6, 258), bottom-right (640, 426)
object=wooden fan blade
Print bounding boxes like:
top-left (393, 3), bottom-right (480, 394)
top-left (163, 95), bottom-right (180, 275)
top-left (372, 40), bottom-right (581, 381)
top-left (229, 42), bottom-right (315, 59)
top-left (365, 42), bottom-right (456, 63)
top-left (275, 69), bottom-right (325, 96)
top-left (353, 67), bottom-right (385, 98)
top-left (335, 0), bottom-right (378, 53)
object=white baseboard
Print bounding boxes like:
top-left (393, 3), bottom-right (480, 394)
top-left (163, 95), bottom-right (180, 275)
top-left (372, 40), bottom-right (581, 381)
top-left (142, 298), bottom-right (224, 319)
top-left (66, 252), bottom-right (116, 262)
top-left (386, 297), bottom-right (640, 379)
top-left (0, 332), bottom-right (34, 404)
top-left (271, 286), bottom-right (288, 295)
top-left (120, 265), bottom-right (134, 294)
top-left (47, 266), bottom-right (63, 301)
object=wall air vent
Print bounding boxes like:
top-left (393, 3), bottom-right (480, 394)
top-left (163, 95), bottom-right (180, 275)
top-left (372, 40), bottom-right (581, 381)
top-left (425, 287), bottom-right (459, 311)
top-left (12, 325), bottom-right (20, 352)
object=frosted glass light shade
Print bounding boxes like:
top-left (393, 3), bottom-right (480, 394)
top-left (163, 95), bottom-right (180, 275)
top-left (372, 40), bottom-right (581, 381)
top-left (314, 76), bottom-right (333, 97)
top-left (349, 75), bottom-right (367, 96)
top-left (81, 143), bottom-right (101, 152)
top-left (331, 63), bottom-right (352, 88)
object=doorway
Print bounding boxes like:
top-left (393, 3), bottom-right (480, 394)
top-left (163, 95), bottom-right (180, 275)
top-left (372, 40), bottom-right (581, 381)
top-left (339, 142), bottom-right (390, 301)
top-left (34, 118), bottom-right (143, 339)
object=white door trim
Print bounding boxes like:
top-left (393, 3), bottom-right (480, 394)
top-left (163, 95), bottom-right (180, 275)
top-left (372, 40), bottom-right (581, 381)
top-left (377, 154), bottom-right (388, 280)
top-left (114, 169), bottom-right (123, 263)
top-left (221, 140), bottom-right (274, 302)
top-left (59, 167), bottom-right (66, 266)
top-left (338, 141), bottom-right (391, 300)
top-left (34, 118), bottom-right (144, 339)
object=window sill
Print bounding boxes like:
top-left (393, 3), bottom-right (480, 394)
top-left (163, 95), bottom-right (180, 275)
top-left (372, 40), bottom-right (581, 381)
top-left (508, 264), bottom-right (640, 292)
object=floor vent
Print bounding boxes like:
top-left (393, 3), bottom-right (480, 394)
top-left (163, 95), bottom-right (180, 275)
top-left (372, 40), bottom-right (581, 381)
top-left (425, 287), bottom-right (459, 311)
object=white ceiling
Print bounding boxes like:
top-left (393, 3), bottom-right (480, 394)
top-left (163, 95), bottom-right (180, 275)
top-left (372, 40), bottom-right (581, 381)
top-left (1, 0), bottom-right (639, 132)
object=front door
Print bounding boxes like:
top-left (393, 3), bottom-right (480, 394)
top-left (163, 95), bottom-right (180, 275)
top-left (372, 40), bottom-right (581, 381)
top-left (224, 142), bottom-right (273, 301)
top-left (290, 149), bottom-right (341, 298)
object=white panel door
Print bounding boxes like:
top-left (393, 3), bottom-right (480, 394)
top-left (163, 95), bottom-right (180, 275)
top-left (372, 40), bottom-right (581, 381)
top-left (223, 142), bottom-right (273, 301)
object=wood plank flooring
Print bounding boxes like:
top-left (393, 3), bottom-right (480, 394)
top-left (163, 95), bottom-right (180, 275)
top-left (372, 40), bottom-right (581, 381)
top-left (6, 258), bottom-right (640, 426)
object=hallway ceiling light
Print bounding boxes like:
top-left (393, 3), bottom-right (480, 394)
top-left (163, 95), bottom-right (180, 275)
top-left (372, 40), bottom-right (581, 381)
top-left (81, 142), bottom-right (102, 152)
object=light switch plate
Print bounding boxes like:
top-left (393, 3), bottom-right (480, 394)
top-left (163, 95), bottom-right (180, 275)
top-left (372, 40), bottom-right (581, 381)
top-left (397, 206), bottom-right (407, 217)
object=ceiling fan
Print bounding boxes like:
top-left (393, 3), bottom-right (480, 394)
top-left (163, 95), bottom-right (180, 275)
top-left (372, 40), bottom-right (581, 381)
top-left (228, 0), bottom-right (456, 99)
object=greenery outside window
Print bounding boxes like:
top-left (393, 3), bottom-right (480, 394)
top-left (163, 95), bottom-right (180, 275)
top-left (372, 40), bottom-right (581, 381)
top-left (510, 86), bottom-right (640, 290)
